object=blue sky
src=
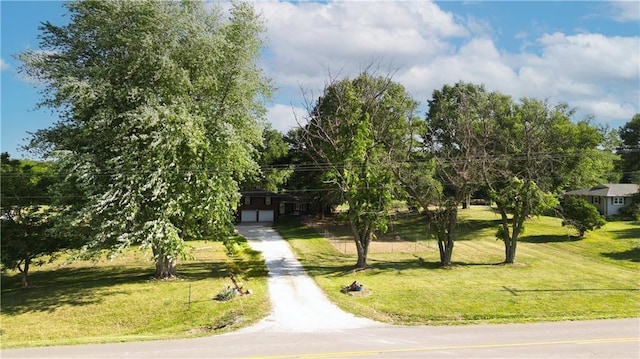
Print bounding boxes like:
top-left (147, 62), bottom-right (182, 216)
top-left (2, 0), bottom-right (639, 158)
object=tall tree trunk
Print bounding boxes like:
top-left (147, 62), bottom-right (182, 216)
top-left (502, 213), bottom-right (524, 264)
top-left (350, 221), bottom-right (370, 268)
top-left (504, 238), bottom-right (515, 264)
top-left (496, 208), bottom-right (516, 264)
top-left (18, 258), bottom-right (30, 288)
top-left (438, 236), bottom-right (454, 266)
top-left (433, 206), bottom-right (457, 267)
top-left (355, 238), bottom-right (369, 268)
top-left (462, 193), bottom-right (471, 209)
top-left (153, 247), bottom-right (177, 279)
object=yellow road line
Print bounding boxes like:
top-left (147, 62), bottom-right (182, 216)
top-left (243, 337), bottom-right (640, 359)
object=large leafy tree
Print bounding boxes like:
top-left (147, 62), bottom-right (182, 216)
top-left (618, 114), bottom-right (640, 183)
top-left (301, 71), bottom-right (417, 268)
top-left (484, 98), bottom-right (608, 263)
top-left (420, 82), bottom-right (494, 266)
top-left (18, 0), bottom-right (271, 278)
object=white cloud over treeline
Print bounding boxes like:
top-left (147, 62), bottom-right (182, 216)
top-left (250, 0), bottom-right (639, 132)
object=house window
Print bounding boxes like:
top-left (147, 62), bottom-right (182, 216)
top-left (612, 197), bottom-right (624, 205)
top-left (593, 196), bottom-right (600, 204)
top-left (244, 196), bottom-right (251, 205)
top-left (265, 196), bottom-right (272, 205)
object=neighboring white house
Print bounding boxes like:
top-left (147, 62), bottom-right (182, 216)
top-left (564, 183), bottom-right (639, 217)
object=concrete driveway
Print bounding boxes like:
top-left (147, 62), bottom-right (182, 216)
top-left (234, 223), bottom-right (381, 333)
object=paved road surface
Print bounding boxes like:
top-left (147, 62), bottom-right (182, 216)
top-left (3, 224), bottom-right (638, 358)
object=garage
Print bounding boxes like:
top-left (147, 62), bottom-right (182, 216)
top-left (240, 210), bottom-right (274, 222)
top-left (237, 191), bottom-right (282, 223)
top-left (241, 210), bottom-right (257, 222)
top-left (257, 210), bottom-right (274, 222)
top-left (258, 209), bottom-right (273, 222)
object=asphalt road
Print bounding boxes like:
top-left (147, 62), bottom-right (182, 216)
top-left (3, 318), bottom-right (638, 358)
top-left (3, 224), bottom-right (638, 358)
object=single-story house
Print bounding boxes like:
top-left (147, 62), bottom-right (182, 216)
top-left (563, 183), bottom-right (639, 217)
top-left (236, 190), bottom-right (310, 223)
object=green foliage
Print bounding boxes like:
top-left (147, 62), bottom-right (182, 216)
top-left (618, 114), bottom-right (640, 183)
top-left (561, 196), bottom-right (606, 237)
top-left (18, 1), bottom-right (271, 277)
top-left (0, 153), bottom-right (71, 287)
top-left (423, 82), bottom-right (498, 265)
top-left (241, 126), bottom-right (293, 192)
top-left (490, 177), bottom-right (558, 218)
top-left (490, 177), bottom-right (557, 246)
top-left (618, 191), bottom-right (640, 221)
top-left (483, 98), bottom-right (604, 262)
top-left (283, 127), bottom-right (342, 215)
top-left (303, 71), bottom-right (418, 267)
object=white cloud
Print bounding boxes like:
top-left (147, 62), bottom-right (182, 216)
top-left (255, 0), bottom-right (466, 91)
top-left (0, 58), bottom-right (10, 71)
top-left (608, 1), bottom-right (640, 22)
top-left (535, 33), bottom-right (638, 82)
top-left (511, 32), bottom-right (639, 121)
top-left (265, 103), bottom-right (306, 135)
top-left (254, 1), bottom-right (639, 131)
top-left (573, 99), bottom-right (637, 121)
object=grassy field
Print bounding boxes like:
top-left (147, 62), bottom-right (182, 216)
top-left (0, 237), bottom-right (270, 349)
top-left (2, 207), bottom-right (637, 348)
top-left (277, 206), bottom-right (640, 325)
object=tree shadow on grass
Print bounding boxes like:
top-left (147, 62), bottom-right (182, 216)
top-left (455, 218), bottom-right (503, 240)
top-left (1, 259), bottom-right (269, 316)
top-left (1, 266), bottom-right (148, 315)
top-left (602, 247), bottom-right (640, 262)
top-left (519, 235), bottom-right (581, 243)
top-left (182, 258), bottom-right (268, 281)
top-left (609, 227), bottom-right (640, 240)
top-left (300, 256), bottom-right (497, 278)
top-left (501, 286), bottom-right (640, 295)
top-left (299, 257), bottom-right (431, 278)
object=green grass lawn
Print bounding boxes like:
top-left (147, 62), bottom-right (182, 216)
top-left (277, 206), bottom-right (640, 325)
top-left (0, 237), bottom-right (270, 349)
top-left (2, 207), bottom-right (637, 348)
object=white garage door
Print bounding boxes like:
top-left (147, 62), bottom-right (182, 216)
top-left (241, 210), bottom-right (257, 222)
top-left (258, 210), bottom-right (274, 222)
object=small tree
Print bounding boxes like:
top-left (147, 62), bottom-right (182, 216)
top-left (561, 197), bottom-right (606, 237)
top-left (0, 153), bottom-right (70, 287)
top-left (490, 177), bottom-right (558, 262)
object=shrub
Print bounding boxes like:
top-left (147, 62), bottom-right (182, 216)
top-left (561, 197), bottom-right (606, 237)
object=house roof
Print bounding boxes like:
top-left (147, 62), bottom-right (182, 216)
top-left (242, 190), bottom-right (282, 197)
top-left (241, 190), bottom-right (310, 203)
top-left (564, 183), bottom-right (639, 197)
